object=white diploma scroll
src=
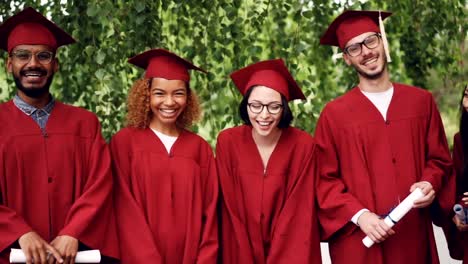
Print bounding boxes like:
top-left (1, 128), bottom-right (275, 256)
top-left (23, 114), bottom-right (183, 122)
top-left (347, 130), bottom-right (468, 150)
top-left (453, 204), bottom-right (468, 224)
top-left (10, 248), bottom-right (101, 263)
top-left (362, 188), bottom-right (424, 248)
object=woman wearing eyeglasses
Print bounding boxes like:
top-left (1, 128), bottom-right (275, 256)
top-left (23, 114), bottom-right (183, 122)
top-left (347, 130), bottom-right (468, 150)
top-left (216, 59), bottom-right (322, 264)
top-left (110, 49), bottom-right (218, 263)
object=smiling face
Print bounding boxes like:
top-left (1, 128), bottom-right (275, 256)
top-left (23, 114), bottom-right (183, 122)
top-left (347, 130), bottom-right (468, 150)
top-left (247, 85), bottom-right (283, 138)
top-left (343, 32), bottom-right (387, 80)
top-left (149, 77), bottom-right (188, 133)
top-left (7, 44), bottom-right (58, 98)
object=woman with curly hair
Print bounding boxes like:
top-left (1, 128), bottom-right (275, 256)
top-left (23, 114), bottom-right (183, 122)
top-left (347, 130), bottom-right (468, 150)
top-left (216, 59), bottom-right (322, 263)
top-left (110, 49), bottom-right (218, 263)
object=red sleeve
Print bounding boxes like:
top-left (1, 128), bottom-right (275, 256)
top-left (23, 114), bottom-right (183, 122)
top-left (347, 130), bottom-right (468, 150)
top-left (266, 143), bottom-right (322, 264)
top-left (109, 130), bottom-right (162, 263)
top-left (315, 108), bottom-right (365, 240)
top-left (196, 146), bottom-right (219, 264)
top-left (57, 116), bottom-right (119, 259)
top-left (421, 94), bottom-right (453, 193)
top-left (216, 132), bottom-right (256, 263)
top-left (0, 143), bottom-right (33, 252)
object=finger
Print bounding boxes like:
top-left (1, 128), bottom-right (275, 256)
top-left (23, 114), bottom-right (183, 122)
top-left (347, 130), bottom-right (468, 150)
top-left (368, 232), bottom-right (378, 243)
top-left (378, 220), bottom-right (392, 232)
top-left (31, 249), bottom-right (41, 264)
top-left (413, 193), bottom-right (433, 207)
top-left (388, 228), bottom-right (396, 235)
top-left (453, 215), bottom-right (461, 225)
top-left (24, 250), bottom-right (32, 264)
top-left (38, 247), bottom-right (47, 264)
top-left (373, 231), bottom-right (385, 242)
top-left (374, 224), bottom-right (388, 238)
top-left (423, 182), bottom-right (433, 192)
top-left (413, 198), bottom-right (428, 207)
top-left (48, 252), bottom-right (55, 264)
top-left (46, 245), bottom-right (63, 263)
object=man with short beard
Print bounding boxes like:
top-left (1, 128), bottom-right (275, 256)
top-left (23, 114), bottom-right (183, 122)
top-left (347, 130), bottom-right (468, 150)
top-left (0, 7), bottom-right (119, 264)
top-left (314, 10), bottom-right (454, 263)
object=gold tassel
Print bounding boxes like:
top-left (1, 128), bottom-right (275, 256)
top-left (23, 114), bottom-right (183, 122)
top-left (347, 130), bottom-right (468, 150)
top-left (379, 10), bottom-right (392, 62)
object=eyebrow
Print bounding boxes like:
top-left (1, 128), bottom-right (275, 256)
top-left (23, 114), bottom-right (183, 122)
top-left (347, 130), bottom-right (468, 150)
top-left (249, 99), bottom-right (282, 104)
top-left (151, 87), bottom-right (186, 92)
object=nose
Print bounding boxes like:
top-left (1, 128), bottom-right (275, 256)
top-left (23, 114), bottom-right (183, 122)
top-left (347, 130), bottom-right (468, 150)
top-left (361, 44), bottom-right (373, 56)
top-left (164, 96), bottom-right (176, 106)
top-left (259, 106), bottom-right (269, 118)
top-left (26, 54), bottom-right (40, 67)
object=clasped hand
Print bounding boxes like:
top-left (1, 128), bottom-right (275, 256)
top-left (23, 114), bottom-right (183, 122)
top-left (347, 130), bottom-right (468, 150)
top-left (18, 232), bottom-right (78, 264)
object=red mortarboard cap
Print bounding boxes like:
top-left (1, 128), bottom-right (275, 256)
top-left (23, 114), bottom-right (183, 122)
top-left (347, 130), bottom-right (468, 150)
top-left (128, 48), bottom-right (207, 82)
top-left (320, 10), bottom-right (392, 49)
top-left (0, 7), bottom-right (76, 52)
top-left (230, 59), bottom-right (305, 101)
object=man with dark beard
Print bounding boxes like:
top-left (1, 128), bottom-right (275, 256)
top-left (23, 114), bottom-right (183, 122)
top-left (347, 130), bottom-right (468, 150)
top-left (0, 7), bottom-right (119, 264)
top-left (314, 10), bottom-right (453, 263)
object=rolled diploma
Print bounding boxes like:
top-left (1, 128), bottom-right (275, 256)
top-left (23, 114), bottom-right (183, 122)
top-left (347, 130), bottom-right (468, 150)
top-left (453, 204), bottom-right (467, 224)
top-left (10, 248), bottom-right (101, 263)
top-left (362, 188), bottom-right (424, 248)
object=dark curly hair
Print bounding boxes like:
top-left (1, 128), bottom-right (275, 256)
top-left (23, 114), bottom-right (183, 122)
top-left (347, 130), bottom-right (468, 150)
top-left (125, 78), bottom-right (201, 129)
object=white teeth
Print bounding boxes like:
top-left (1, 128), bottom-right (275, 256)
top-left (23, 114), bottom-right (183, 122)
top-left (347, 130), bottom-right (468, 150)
top-left (363, 58), bottom-right (377, 65)
top-left (258, 121), bottom-right (271, 126)
top-left (160, 109), bottom-right (176, 113)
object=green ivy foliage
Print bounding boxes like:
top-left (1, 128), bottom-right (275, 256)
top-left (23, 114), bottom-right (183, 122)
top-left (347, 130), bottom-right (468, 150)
top-left (0, 0), bottom-right (466, 145)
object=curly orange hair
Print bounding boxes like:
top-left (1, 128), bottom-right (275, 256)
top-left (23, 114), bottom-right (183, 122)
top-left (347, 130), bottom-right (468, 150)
top-left (125, 78), bottom-right (201, 129)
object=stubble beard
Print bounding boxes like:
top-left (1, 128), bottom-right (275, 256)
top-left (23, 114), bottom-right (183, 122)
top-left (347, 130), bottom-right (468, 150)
top-left (354, 55), bottom-right (388, 80)
top-left (13, 72), bottom-right (54, 98)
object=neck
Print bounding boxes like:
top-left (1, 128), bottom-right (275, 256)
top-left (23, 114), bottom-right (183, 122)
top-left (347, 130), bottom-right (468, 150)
top-left (17, 91), bottom-right (51, 108)
top-left (150, 121), bottom-right (180, 137)
top-left (252, 127), bottom-right (282, 147)
top-left (358, 70), bottom-right (392, 93)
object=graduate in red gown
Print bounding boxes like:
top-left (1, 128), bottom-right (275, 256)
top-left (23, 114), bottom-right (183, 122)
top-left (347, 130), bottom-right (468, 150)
top-left (315, 10), bottom-right (453, 263)
top-left (216, 59), bottom-right (322, 263)
top-left (444, 84), bottom-right (468, 263)
top-left (110, 49), bottom-right (218, 263)
top-left (0, 7), bottom-right (119, 264)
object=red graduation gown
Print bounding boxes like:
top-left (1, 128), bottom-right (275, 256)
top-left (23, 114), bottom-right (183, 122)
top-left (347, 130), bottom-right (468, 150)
top-left (216, 125), bottom-right (322, 264)
top-left (443, 133), bottom-right (468, 262)
top-left (110, 127), bottom-right (218, 264)
top-left (315, 83), bottom-right (452, 264)
top-left (0, 101), bottom-right (119, 263)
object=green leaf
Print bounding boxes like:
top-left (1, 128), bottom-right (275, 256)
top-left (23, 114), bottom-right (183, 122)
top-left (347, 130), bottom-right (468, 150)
top-left (302, 10), bottom-right (313, 19)
top-left (95, 69), bottom-right (105, 80)
top-left (95, 50), bottom-right (106, 65)
top-left (86, 5), bottom-right (99, 17)
top-left (135, 2), bottom-right (146, 13)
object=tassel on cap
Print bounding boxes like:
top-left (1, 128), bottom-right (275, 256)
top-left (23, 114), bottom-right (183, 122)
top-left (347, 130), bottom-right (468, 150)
top-left (379, 10), bottom-right (392, 62)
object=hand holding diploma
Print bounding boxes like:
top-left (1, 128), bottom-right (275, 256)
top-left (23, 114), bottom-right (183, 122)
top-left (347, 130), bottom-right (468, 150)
top-left (18, 232), bottom-right (63, 264)
top-left (411, 181), bottom-right (435, 208)
top-left (453, 192), bottom-right (468, 232)
top-left (10, 249), bottom-right (101, 263)
top-left (362, 188), bottom-right (424, 248)
top-left (357, 211), bottom-right (395, 244)
top-left (50, 235), bottom-right (78, 264)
